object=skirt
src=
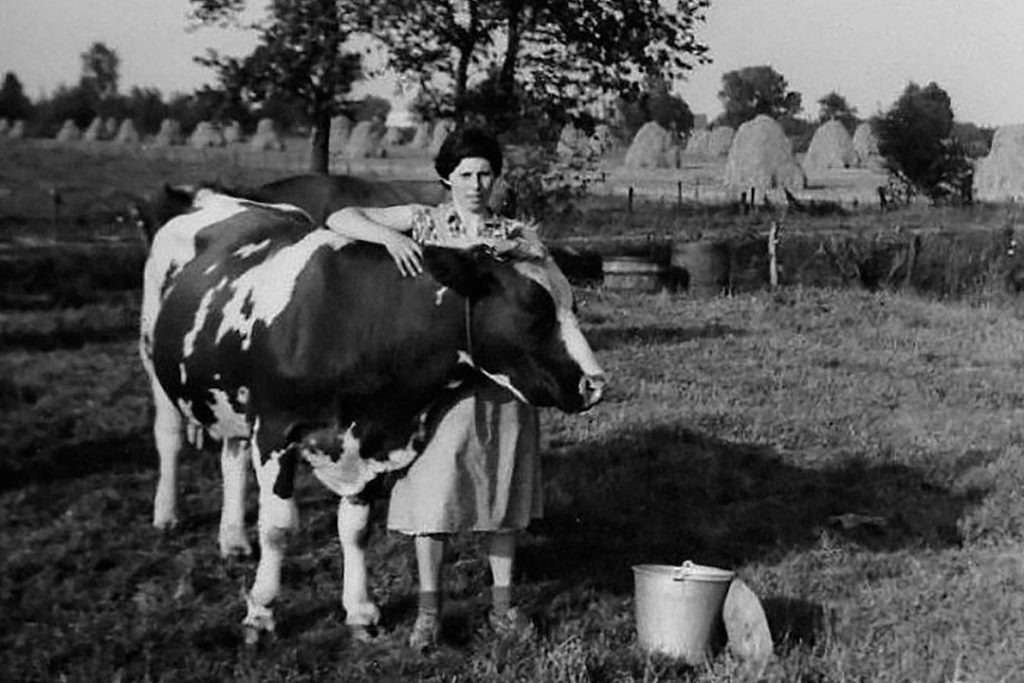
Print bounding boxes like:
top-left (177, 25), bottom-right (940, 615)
top-left (387, 381), bottom-right (542, 535)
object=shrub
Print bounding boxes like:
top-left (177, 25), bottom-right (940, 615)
top-left (875, 81), bottom-right (973, 204)
top-left (501, 144), bottom-right (602, 232)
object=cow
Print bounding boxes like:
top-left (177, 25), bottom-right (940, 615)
top-left (129, 174), bottom-right (444, 246)
top-left (140, 188), bottom-right (605, 643)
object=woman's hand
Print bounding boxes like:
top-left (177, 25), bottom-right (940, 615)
top-left (381, 230), bottom-right (423, 277)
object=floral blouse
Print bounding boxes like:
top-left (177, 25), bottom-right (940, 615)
top-left (409, 203), bottom-right (545, 259)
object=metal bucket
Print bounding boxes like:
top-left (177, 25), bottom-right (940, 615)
top-left (633, 561), bottom-right (735, 664)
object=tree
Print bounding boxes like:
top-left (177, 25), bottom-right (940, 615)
top-left (616, 73), bottom-right (694, 140)
top-left (79, 41), bottom-right (121, 102)
top-left (817, 91), bottom-right (857, 133)
top-left (360, 0), bottom-right (710, 128)
top-left (122, 87), bottom-right (169, 135)
top-left (716, 65), bottom-right (801, 129)
top-left (189, 0), bottom-right (711, 142)
top-left (32, 84), bottom-right (94, 134)
top-left (0, 72), bottom-right (32, 121)
top-left (363, 0), bottom-right (493, 121)
top-left (875, 81), bottom-right (971, 203)
top-left (193, 0), bottom-right (363, 173)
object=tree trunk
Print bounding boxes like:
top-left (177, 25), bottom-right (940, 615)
top-left (309, 111), bottom-right (331, 175)
top-left (452, 0), bottom-right (481, 123)
top-left (499, 0), bottom-right (525, 98)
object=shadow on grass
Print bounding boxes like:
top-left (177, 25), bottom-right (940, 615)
top-left (0, 430), bottom-right (153, 492)
top-left (586, 323), bottom-right (746, 351)
top-left (523, 422), bottom-right (984, 597)
top-left (0, 325), bottom-right (137, 351)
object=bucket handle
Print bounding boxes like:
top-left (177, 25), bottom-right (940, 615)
top-left (671, 560), bottom-right (697, 581)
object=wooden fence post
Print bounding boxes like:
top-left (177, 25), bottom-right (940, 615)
top-left (768, 220), bottom-right (781, 289)
top-left (49, 187), bottom-right (62, 242)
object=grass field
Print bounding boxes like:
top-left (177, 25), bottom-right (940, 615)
top-left (4, 143), bottom-right (1024, 681)
top-left (5, 287), bottom-right (1024, 681)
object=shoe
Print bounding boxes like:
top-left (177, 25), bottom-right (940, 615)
top-left (408, 612), bottom-right (441, 652)
top-left (487, 606), bottom-right (535, 639)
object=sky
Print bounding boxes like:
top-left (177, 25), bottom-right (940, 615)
top-left (1, 0), bottom-right (1022, 127)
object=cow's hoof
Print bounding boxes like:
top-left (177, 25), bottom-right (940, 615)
top-left (242, 599), bottom-right (276, 646)
top-left (153, 517), bottom-right (179, 533)
top-left (218, 526), bottom-right (253, 558)
top-left (408, 612), bottom-right (441, 652)
top-left (344, 602), bottom-right (381, 629)
top-left (243, 625), bottom-right (261, 647)
top-left (348, 624), bottom-right (377, 644)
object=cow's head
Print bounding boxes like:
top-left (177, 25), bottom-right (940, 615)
top-left (424, 246), bottom-right (605, 413)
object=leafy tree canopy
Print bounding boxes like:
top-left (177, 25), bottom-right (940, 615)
top-left (716, 65), bottom-right (801, 129)
top-left (190, 0), bottom-right (711, 137)
top-left (875, 81), bottom-right (971, 203)
top-left (616, 72), bottom-right (694, 141)
top-left (0, 72), bottom-right (32, 121)
top-left (193, 0), bottom-right (364, 172)
top-left (817, 91), bottom-right (858, 133)
top-left (80, 41), bottom-right (121, 102)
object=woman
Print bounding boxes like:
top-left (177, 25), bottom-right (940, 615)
top-left (325, 128), bottom-right (543, 650)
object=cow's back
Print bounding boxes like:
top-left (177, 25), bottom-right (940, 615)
top-left (249, 175), bottom-right (443, 223)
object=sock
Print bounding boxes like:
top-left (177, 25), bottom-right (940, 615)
top-left (491, 585), bottom-right (511, 616)
top-left (418, 591), bottom-right (440, 617)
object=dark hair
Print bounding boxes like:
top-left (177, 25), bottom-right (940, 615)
top-left (434, 127), bottom-right (503, 180)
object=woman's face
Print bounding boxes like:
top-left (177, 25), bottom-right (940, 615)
top-left (447, 156), bottom-right (496, 215)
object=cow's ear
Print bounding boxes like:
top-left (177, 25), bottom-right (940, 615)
top-left (422, 246), bottom-right (496, 298)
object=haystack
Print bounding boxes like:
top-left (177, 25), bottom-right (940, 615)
top-left (430, 119), bottom-right (455, 153)
top-left (249, 118), bottom-right (285, 151)
top-left (7, 120), bottom-right (25, 139)
top-left (83, 116), bottom-right (105, 142)
top-left (384, 126), bottom-right (406, 146)
top-left (104, 118), bottom-right (119, 138)
top-left (56, 119), bottom-right (82, 142)
top-left (589, 124), bottom-right (616, 157)
top-left (707, 126), bottom-right (734, 157)
top-left (0, 118), bottom-right (9, 136)
top-left (557, 122), bottom-right (589, 159)
top-left (684, 129), bottom-right (710, 157)
top-left (410, 121), bottom-right (432, 149)
top-left (623, 121), bottom-right (678, 169)
top-left (114, 119), bottom-right (141, 145)
top-left (973, 124), bottom-right (1024, 203)
top-left (222, 120), bottom-right (243, 144)
top-left (152, 118), bottom-right (184, 147)
top-left (852, 122), bottom-right (881, 169)
top-left (329, 115), bottom-right (352, 150)
top-left (723, 114), bottom-right (806, 191)
top-left (684, 126), bottom-right (732, 158)
top-left (343, 120), bottom-right (385, 158)
top-left (803, 120), bottom-right (855, 173)
top-left (190, 121), bottom-right (226, 148)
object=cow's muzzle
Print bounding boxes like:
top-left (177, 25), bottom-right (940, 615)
top-left (579, 373), bottom-right (606, 409)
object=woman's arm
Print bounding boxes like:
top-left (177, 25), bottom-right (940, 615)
top-left (325, 205), bottom-right (426, 277)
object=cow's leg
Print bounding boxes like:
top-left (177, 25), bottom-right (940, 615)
top-left (243, 434), bottom-right (299, 644)
top-left (218, 438), bottom-right (252, 557)
top-left (337, 496), bottom-right (379, 639)
top-left (151, 378), bottom-right (184, 530)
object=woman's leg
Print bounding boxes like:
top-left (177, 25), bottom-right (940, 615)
top-left (488, 531), bottom-right (515, 610)
top-left (487, 531), bottom-right (533, 635)
top-left (410, 534), bottom-right (446, 650)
